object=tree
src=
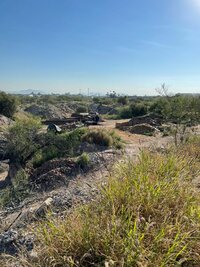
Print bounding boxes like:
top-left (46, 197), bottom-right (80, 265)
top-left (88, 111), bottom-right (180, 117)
top-left (0, 92), bottom-right (17, 118)
top-left (117, 96), bottom-right (128, 105)
top-left (152, 84), bottom-right (200, 145)
top-left (0, 118), bottom-right (42, 189)
top-left (130, 103), bottom-right (147, 117)
top-left (6, 118), bottom-right (41, 164)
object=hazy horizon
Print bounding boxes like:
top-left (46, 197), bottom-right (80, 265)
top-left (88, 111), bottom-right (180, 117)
top-left (1, 0), bottom-right (200, 95)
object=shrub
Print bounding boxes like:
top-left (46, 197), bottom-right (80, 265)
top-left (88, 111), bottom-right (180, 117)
top-left (117, 96), bottom-right (128, 105)
top-left (77, 152), bottom-right (90, 169)
top-left (0, 92), bottom-right (17, 118)
top-left (32, 128), bottom-right (88, 167)
top-left (6, 117), bottom-right (41, 164)
top-left (76, 105), bottom-right (88, 113)
top-left (118, 103), bottom-right (147, 119)
top-left (24, 138), bottom-right (200, 266)
top-left (130, 103), bottom-right (147, 116)
top-left (118, 106), bottom-right (132, 119)
top-left (82, 130), bottom-right (124, 149)
top-left (32, 146), bottom-right (60, 167)
top-left (82, 130), bottom-right (113, 147)
top-left (109, 130), bottom-right (124, 149)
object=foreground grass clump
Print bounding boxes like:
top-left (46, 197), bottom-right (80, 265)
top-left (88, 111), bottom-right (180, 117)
top-left (24, 140), bottom-right (200, 267)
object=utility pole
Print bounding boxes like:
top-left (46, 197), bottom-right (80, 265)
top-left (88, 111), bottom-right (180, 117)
top-left (87, 88), bottom-right (90, 112)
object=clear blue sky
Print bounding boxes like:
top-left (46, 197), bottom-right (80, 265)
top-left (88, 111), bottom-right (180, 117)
top-left (0, 0), bottom-right (200, 95)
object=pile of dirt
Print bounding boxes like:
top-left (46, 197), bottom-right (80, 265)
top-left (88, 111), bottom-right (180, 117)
top-left (128, 123), bottom-right (159, 135)
top-left (90, 104), bottom-right (117, 115)
top-left (116, 114), bottom-right (162, 135)
top-left (116, 114), bottom-right (162, 130)
top-left (55, 103), bottom-right (74, 115)
top-left (24, 104), bottom-right (68, 119)
top-left (30, 158), bottom-right (76, 192)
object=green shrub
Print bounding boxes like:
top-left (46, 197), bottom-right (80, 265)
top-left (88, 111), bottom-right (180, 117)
top-left (82, 130), bottom-right (113, 147)
top-left (130, 103), bottom-right (147, 116)
top-left (6, 117), bottom-right (41, 164)
top-left (0, 92), bottom-right (18, 118)
top-left (117, 96), bottom-right (128, 105)
top-left (118, 103), bottom-right (147, 119)
top-left (32, 146), bottom-right (60, 167)
top-left (76, 105), bottom-right (88, 113)
top-left (110, 130), bottom-right (124, 149)
top-left (77, 153), bottom-right (90, 169)
top-left (32, 128), bottom-right (88, 167)
top-left (118, 106), bottom-right (132, 119)
top-left (82, 130), bottom-right (124, 149)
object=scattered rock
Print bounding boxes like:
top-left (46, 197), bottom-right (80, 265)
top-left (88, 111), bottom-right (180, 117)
top-left (0, 230), bottom-right (34, 255)
top-left (0, 115), bottom-right (13, 127)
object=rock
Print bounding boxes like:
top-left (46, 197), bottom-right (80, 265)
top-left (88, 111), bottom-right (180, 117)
top-left (9, 198), bottom-right (54, 229)
top-left (192, 176), bottom-right (200, 188)
top-left (34, 197), bottom-right (53, 217)
top-left (0, 230), bottom-right (34, 255)
top-left (0, 229), bottom-right (19, 255)
top-left (28, 250), bottom-right (38, 261)
top-left (52, 192), bottom-right (72, 209)
top-left (0, 115), bottom-right (13, 127)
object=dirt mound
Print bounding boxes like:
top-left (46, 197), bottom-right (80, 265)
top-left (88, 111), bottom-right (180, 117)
top-left (90, 104), bottom-right (117, 115)
top-left (30, 158), bottom-right (76, 191)
top-left (24, 104), bottom-right (67, 119)
top-left (116, 114), bottom-right (162, 130)
top-left (128, 123), bottom-right (159, 135)
top-left (55, 103), bottom-right (74, 114)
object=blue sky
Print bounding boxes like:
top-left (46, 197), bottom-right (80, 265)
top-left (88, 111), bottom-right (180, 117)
top-left (0, 0), bottom-right (200, 95)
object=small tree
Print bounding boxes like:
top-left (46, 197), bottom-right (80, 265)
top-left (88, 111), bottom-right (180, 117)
top-left (152, 84), bottom-right (200, 145)
top-left (117, 96), bottom-right (128, 105)
top-left (130, 103), bottom-right (147, 117)
top-left (6, 117), bottom-right (41, 164)
top-left (0, 92), bottom-right (17, 118)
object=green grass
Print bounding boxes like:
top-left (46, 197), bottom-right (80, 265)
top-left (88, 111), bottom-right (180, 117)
top-left (20, 137), bottom-right (200, 267)
top-left (82, 129), bottom-right (124, 150)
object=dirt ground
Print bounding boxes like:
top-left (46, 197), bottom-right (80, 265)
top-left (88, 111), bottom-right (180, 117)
top-left (90, 119), bottom-right (173, 156)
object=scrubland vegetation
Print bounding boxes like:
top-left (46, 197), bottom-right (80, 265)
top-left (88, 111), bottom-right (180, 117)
top-left (0, 89), bottom-right (200, 266)
top-left (16, 136), bottom-right (200, 267)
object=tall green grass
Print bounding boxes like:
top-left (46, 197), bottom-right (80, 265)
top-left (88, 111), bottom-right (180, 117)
top-left (21, 138), bottom-right (200, 266)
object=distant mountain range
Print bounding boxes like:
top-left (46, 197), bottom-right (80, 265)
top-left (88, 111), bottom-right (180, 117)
top-left (12, 89), bottom-right (47, 95)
